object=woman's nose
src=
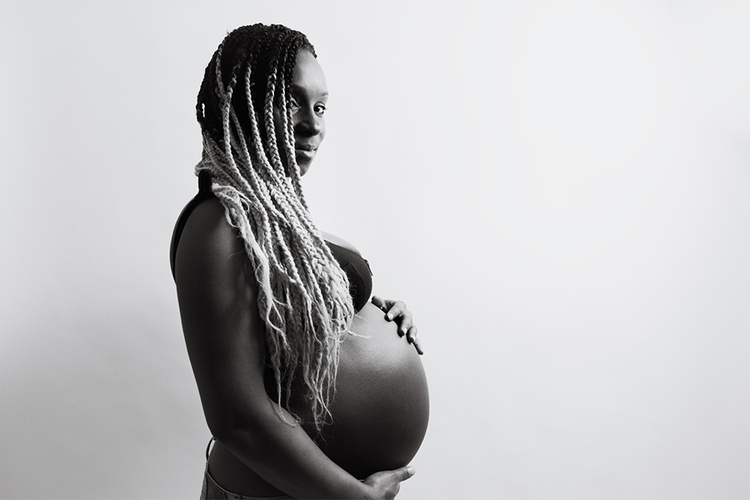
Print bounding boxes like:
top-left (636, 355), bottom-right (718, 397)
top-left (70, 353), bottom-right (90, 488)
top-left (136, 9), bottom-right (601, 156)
top-left (296, 107), bottom-right (323, 136)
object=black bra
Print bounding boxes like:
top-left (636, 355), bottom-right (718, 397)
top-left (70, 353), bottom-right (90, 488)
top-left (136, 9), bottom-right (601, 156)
top-left (324, 238), bottom-right (373, 312)
top-left (170, 172), bottom-right (373, 312)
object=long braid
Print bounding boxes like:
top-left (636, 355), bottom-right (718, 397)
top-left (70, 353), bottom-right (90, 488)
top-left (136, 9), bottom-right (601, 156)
top-left (195, 24), bottom-right (354, 433)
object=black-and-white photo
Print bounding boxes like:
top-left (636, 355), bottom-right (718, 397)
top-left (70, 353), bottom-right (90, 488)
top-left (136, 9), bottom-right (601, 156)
top-left (1, 1), bottom-right (747, 499)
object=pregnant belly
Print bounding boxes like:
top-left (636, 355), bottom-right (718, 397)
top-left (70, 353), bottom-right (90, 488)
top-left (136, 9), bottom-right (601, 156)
top-left (309, 302), bottom-right (430, 479)
top-left (208, 302), bottom-right (429, 494)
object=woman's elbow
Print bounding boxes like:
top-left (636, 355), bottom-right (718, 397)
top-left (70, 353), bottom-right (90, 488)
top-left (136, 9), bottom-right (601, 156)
top-left (204, 402), bottom-right (277, 446)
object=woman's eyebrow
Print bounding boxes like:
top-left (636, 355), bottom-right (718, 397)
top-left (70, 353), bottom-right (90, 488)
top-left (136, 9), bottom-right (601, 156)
top-left (290, 84), bottom-right (328, 98)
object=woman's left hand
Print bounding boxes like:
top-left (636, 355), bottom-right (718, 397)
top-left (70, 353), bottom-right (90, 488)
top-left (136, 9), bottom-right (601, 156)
top-left (371, 295), bottom-right (423, 355)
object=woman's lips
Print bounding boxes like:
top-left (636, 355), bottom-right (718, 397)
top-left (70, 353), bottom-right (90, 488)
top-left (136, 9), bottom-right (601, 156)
top-left (295, 145), bottom-right (317, 160)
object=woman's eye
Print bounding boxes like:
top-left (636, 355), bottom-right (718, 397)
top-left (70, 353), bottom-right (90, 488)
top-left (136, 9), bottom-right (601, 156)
top-left (315, 104), bottom-right (326, 115)
top-left (290, 97), bottom-right (300, 110)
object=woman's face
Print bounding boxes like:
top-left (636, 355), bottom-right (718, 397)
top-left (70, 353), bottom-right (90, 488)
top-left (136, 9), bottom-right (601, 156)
top-left (275, 49), bottom-right (328, 176)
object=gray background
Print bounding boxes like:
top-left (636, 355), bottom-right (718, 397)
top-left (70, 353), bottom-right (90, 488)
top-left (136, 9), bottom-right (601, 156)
top-left (1, 1), bottom-right (748, 498)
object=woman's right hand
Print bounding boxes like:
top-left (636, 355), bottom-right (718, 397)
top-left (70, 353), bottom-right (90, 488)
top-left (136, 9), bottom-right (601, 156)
top-left (363, 466), bottom-right (415, 499)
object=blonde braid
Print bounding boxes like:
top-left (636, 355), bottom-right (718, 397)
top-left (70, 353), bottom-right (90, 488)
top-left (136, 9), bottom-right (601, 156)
top-left (195, 25), bottom-right (354, 432)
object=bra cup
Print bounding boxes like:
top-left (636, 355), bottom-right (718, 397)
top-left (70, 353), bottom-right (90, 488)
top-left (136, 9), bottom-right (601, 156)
top-left (325, 242), bottom-right (372, 312)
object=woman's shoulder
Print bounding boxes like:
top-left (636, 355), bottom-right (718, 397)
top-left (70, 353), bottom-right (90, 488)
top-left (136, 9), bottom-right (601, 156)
top-left (180, 196), bottom-right (230, 240)
top-left (173, 196), bottom-right (253, 291)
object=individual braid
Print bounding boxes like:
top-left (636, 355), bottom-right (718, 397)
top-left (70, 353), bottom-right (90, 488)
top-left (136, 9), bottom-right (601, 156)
top-left (195, 24), bottom-right (354, 433)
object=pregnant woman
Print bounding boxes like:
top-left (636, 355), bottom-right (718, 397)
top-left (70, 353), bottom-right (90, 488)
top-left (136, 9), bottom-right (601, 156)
top-left (170, 24), bottom-right (429, 499)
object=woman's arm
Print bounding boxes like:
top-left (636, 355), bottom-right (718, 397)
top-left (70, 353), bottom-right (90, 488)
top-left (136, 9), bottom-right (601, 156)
top-left (174, 198), bottom-right (411, 499)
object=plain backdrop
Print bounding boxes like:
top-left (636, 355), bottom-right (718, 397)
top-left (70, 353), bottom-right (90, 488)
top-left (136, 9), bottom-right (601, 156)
top-left (0, 1), bottom-right (748, 499)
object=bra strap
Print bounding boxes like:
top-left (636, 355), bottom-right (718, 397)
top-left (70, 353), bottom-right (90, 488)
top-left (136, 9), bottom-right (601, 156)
top-left (198, 170), bottom-right (212, 193)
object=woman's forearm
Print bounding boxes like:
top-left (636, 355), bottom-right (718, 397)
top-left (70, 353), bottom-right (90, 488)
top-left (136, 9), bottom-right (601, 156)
top-left (214, 401), bottom-right (370, 499)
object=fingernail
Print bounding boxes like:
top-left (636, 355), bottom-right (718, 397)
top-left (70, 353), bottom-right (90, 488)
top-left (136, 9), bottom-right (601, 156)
top-left (386, 313), bottom-right (393, 320)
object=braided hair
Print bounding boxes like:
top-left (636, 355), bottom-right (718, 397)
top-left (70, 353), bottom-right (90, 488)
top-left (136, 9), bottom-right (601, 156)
top-left (195, 24), bottom-right (354, 433)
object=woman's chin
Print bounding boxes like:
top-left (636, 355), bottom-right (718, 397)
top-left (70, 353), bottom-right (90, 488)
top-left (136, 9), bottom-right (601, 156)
top-left (296, 155), bottom-right (314, 176)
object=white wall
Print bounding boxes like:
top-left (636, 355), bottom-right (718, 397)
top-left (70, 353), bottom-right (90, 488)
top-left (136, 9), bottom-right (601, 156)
top-left (0, 1), bottom-right (747, 498)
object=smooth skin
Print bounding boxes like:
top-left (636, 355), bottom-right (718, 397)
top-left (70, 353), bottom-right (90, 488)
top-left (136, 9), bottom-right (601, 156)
top-left (371, 295), bottom-right (423, 355)
top-left (175, 50), bottom-right (421, 499)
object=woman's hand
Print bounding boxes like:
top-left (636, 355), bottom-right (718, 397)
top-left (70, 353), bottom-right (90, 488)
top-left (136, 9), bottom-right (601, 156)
top-left (363, 465), bottom-right (416, 499)
top-left (371, 296), bottom-right (423, 355)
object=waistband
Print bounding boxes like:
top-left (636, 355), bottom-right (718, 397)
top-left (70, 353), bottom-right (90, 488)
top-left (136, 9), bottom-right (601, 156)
top-left (201, 438), bottom-right (292, 500)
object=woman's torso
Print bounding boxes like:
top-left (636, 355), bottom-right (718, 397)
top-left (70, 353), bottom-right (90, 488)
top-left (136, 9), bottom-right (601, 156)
top-left (172, 180), bottom-right (429, 497)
